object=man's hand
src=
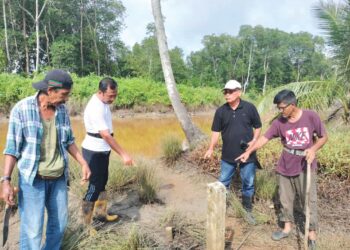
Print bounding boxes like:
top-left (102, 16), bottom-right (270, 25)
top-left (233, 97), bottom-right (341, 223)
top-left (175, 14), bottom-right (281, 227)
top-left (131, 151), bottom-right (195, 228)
top-left (122, 154), bottom-right (134, 166)
top-left (1, 181), bottom-right (15, 206)
top-left (204, 149), bottom-right (213, 159)
top-left (235, 151), bottom-right (251, 163)
top-left (80, 164), bottom-right (91, 185)
top-left (305, 148), bottom-right (316, 164)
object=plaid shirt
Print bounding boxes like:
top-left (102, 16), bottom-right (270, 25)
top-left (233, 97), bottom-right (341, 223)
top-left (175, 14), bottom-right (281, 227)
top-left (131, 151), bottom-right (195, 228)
top-left (3, 92), bottom-right (75, 185)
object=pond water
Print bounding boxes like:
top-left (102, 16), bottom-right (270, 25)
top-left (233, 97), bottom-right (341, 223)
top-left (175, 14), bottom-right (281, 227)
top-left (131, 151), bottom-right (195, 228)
top-left (0, 113), bottom-right (213, 162)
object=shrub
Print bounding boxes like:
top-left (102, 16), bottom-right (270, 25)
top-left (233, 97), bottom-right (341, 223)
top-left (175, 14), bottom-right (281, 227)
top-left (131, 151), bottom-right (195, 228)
top-left (0, 74), bottom-right (223, 114)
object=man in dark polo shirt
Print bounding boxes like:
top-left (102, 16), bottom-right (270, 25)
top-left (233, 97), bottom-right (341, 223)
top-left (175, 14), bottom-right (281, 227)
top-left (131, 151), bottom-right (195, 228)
top-left (204, 79), bottom-right (261, 224)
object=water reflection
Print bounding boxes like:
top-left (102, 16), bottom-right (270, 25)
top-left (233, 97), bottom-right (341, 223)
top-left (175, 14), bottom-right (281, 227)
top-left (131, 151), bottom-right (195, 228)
top-left (0, 113), bottom-right (213, 161)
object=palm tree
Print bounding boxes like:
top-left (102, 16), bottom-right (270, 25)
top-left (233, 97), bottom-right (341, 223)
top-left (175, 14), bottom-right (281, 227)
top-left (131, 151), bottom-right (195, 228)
top-left (315, 1), bottom-right (350, 83)
top-left (257, 1), bottom-right (350, 123)
top-left (151, 0), bottom-right (206, 145)
top-left (313, 0), bottom-right (350, 122)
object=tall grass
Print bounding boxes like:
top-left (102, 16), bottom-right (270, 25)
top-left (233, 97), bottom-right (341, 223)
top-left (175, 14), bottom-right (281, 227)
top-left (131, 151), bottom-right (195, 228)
top-left (226, 192), bottom-right (270, 225)
top-left (106, 160), bottom-right (137, 192)
top-left (134, 161), bottom-right (159, 203)
top-left (255, 170), bottom-right (277, 201)
top-left (317, 127), bottom-right (350, 177)
top-left (161, 135), bottom-right (183, 166)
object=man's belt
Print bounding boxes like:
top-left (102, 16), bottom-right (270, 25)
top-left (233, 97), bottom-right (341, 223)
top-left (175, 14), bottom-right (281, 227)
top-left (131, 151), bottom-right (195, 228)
top-left (36, 174), bottom-right (62, 180)
top-left (283, 147), bottom-right (306, 156)
top-left (87, 132), bottom-right (114, 139)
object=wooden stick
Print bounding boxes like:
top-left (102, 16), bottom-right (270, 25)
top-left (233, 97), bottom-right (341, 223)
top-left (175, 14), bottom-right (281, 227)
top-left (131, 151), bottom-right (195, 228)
top-left (304, 162), bottom-right (311, 250)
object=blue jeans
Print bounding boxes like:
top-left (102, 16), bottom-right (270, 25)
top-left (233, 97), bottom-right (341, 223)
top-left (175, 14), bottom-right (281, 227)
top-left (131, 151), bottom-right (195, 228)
top-left (219, 160), bottom-right (256, 197)
top-left (18, 175), bottom-right (68, 250)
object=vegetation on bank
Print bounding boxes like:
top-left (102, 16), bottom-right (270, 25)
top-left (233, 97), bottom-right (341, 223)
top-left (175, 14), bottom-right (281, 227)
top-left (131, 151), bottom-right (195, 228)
top-left (0, 73), bottom-right (223, 114)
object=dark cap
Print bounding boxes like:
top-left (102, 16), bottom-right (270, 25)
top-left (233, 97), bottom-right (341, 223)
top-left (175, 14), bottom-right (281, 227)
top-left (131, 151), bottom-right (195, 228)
top-left (32, 69), bottom-right (73, 90)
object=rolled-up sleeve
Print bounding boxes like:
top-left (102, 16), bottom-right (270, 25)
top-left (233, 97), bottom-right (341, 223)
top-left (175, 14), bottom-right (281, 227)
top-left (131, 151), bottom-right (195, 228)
top-left (3, 107), bottom-right (23, 159)
top-left (64, 108), bottom-right (75, 146)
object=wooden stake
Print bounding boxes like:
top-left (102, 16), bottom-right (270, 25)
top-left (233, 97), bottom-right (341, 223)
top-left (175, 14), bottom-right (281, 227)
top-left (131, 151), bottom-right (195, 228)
top-left (304, 162), bottom-right (311, 250)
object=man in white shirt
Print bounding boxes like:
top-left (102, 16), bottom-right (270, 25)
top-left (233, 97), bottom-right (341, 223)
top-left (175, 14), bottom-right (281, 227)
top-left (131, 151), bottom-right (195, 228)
top-left (81, 77), bottom-right (133, 225)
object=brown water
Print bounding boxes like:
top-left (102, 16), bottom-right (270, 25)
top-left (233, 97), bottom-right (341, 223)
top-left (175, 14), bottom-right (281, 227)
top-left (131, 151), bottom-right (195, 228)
top-left (0, 113), bottom-right (213, 161)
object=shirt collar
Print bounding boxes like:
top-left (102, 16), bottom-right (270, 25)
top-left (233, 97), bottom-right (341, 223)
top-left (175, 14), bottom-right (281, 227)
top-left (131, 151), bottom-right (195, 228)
top-left (225, 99), bottom-right (244, 110)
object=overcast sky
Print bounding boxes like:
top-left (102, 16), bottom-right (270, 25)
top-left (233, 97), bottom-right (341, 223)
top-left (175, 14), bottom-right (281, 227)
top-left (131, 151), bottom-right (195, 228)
top-left (120, 0), bottom-right (342, 55)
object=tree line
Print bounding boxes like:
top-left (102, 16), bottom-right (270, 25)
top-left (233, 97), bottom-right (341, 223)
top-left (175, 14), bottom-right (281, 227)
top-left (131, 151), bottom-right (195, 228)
top-left (0, 0), bottom-right (332, 93)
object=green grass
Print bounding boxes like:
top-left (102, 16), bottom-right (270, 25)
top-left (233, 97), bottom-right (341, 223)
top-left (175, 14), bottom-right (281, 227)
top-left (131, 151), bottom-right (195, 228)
top-left (255, 170), bottom-right (278, 201)
top-left (161, 135), bottom-right (183, 166)
top-left (0, 73), bottom-right (223, 114)
top-left (317, 127), bottom-right (350, 177)
top-left (226, 192), bottom-right (270, 225)
top-left (106, 160), bottom-right (137, 192)
top-left (135, 161), bottom-right (159, 203)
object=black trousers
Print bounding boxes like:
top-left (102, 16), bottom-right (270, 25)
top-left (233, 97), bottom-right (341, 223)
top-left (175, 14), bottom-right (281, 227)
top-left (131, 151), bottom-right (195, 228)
top-left (82, 148), bottom-right (110, 202)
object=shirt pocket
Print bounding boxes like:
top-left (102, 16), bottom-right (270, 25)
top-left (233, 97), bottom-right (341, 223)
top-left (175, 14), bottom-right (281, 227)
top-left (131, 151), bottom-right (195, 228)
top-left (22, 121), bottom-right (41, 139)
top-left (59, 125), bottom-right (72, 147)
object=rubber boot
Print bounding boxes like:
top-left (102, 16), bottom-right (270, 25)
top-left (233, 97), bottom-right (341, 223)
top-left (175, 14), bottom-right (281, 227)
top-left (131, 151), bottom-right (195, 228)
top-left (82, 200), bottom-right (95, 224)
top-left (82, 200), bottom-right (97, 236)
top-left (93, 191), bottom-right (118, 222)
top-left (242, 196), bottom-right (257, 225)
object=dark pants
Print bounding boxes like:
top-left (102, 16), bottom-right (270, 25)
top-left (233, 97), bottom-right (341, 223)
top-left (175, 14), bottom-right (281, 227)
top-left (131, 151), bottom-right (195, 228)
top-left (83, 148), bottom-right (110, 202)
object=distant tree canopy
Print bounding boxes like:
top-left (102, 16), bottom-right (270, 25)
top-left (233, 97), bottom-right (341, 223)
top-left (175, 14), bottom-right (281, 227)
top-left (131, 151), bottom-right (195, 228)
top-left (0, 0), bottom-right (332, 93)
top-left (187, 26), bottom-right (331, 91)
top-left (0, 0), bottom-right (127, 76)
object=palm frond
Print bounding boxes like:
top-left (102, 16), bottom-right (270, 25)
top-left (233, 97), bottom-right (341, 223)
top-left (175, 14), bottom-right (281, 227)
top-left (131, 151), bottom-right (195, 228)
top-left (257, 79), bottom-right (345, 114)
top-left (314, 1), bottom-right (350, 83)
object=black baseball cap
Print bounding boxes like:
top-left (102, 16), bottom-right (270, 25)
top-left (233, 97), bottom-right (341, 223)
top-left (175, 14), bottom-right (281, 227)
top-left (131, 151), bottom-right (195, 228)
top-left (32, 69), bottom-right (73, 90)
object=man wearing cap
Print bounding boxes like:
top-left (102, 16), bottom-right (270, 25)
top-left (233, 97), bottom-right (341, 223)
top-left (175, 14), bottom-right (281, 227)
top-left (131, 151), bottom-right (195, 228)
top-left (81, 77), bottom-right (133, 228)
top-left (204, 79), bottom-right (262, 225)
top-left (1, 69), bottom-right (91, 250)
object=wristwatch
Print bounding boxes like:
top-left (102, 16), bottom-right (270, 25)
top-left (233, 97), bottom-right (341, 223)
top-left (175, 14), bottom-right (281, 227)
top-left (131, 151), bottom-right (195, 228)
top-left (0, 176), bottom-right (11, 183)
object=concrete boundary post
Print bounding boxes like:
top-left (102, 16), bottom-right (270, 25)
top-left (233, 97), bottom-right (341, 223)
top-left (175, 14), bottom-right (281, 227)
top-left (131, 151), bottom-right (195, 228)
top-left (206, 181), bottom-right (226, 250)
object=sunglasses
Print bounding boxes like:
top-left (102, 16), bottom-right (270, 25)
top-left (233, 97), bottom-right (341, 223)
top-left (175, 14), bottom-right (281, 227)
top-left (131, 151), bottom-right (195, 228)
top-left (223, 88), bottom-right (240, 95)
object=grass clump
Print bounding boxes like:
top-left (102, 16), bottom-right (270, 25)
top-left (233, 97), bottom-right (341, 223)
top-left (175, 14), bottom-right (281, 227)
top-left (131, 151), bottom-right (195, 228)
top-left (64, 224), bottom-right (158, 250)
top-left (107, 159), bottom-right (137, 192)
top-left (159, 209), bottom-right (205, 245)
top-left (255, 170), bottom-right (277, 201)
top-left (161, 135), bottom-right (183, 166)
top-left (226, 192), bottom-right (246, 219)
top-left (135, 161), bottom-right (159, 203)
top-left (226, 192), bottom-right (270, 225)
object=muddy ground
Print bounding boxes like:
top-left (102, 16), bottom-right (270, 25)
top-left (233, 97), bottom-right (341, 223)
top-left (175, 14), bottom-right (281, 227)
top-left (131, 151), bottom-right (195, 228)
top-left (1, 156), bottom-right (349, 249)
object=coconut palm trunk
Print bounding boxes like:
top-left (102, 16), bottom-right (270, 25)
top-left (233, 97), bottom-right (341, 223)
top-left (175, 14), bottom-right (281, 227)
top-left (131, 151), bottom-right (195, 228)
top-left (151, 0), bottom-right (205, 146)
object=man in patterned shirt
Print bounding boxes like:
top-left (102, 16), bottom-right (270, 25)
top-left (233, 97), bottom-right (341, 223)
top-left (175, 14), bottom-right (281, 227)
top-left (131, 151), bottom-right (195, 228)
top-left (236, 90), bottom-right (327, 249)
top-left (1, 69), bottom-right (91, 250)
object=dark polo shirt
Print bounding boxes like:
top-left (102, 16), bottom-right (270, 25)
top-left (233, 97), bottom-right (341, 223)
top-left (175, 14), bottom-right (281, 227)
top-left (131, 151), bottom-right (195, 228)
top-left (211, 100), bottom-right (262, 164)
